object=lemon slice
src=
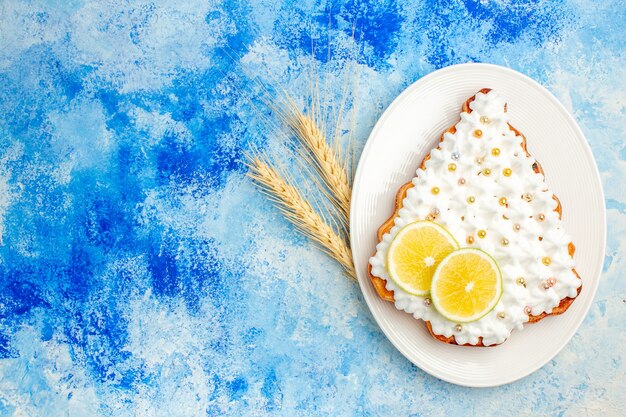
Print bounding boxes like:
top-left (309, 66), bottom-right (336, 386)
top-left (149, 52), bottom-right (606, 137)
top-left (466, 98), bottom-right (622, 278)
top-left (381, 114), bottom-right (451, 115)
top-left (430, 248), bottom-right (503, 323)
top-left (386, 221), bottom-right (459, 296)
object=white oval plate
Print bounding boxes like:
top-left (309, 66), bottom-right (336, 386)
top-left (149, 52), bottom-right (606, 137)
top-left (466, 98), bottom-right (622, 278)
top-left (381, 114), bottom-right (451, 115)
top-left (350, 63), bottom-right (606, 387)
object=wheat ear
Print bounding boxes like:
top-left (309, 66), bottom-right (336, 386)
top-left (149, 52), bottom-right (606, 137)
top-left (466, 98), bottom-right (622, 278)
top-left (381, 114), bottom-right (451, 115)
top-left (281, 110), bottom-right (352, 226)
top-left (247, 154), bottom-right (355, 280)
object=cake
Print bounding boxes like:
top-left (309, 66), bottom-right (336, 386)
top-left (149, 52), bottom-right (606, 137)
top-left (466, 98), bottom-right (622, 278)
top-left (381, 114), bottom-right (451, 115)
top-left (368, 89), bottom-right (582, 346)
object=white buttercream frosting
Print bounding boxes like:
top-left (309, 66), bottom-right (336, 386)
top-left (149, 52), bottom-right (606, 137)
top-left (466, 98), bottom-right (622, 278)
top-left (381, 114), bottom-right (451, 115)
top-left (369, 90), bottom-right (580, 346)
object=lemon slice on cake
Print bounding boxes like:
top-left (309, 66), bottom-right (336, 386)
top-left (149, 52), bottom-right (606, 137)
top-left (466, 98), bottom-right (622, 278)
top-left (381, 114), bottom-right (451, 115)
top-left (386, 221), bottom-right (458, 296)
top-left (431, 248), bottom-right (503, 323)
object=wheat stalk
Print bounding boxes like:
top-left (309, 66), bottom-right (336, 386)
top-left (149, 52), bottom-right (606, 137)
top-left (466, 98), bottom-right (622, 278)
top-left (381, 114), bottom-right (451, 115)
top-left (281, 108), bottom-right (352, 227)
top-left (247, 153), bottom-right (355, 280)
top-left (229, 37), bottom-right (359, 281)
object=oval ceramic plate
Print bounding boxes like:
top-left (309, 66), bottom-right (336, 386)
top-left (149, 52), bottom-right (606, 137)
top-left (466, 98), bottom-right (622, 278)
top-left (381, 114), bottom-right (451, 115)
top-left (350, 63), bottom-right (606, 387)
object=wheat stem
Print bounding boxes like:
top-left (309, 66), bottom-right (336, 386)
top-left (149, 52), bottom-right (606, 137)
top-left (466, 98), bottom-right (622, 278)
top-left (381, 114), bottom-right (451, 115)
top-left (246, 154), bottom-right (355, 280)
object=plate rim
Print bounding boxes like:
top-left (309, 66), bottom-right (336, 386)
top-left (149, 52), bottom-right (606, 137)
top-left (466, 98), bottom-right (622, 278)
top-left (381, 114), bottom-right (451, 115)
top-left (350, 62), bottom-right (607, 387)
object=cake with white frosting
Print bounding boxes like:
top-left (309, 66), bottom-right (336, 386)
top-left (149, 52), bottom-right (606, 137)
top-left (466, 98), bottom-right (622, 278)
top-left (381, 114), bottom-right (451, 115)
top-left (368, 89), bottom-right (582, 346)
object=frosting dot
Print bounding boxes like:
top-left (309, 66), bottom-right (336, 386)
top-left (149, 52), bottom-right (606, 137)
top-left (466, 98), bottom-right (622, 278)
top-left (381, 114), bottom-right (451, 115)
top-left (503, 168), bottom-right (512, 177)
top-left (448, 163), bottom-right (457, 171)
top-left (477, 230), bottom-right (487, 239)
top-left (491, 148), bottom-right (501, 156)
top-left (431, 187), bottom-right (440, 195)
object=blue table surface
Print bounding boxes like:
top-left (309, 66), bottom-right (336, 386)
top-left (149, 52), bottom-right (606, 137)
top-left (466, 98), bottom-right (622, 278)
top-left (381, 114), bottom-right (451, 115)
top-left (0, 1), bottom-right (624, 416)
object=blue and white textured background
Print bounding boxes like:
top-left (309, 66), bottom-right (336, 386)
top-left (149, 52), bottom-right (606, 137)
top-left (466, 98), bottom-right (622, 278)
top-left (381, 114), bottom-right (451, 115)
top-left (0, 1), bottom-right (624, 416)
